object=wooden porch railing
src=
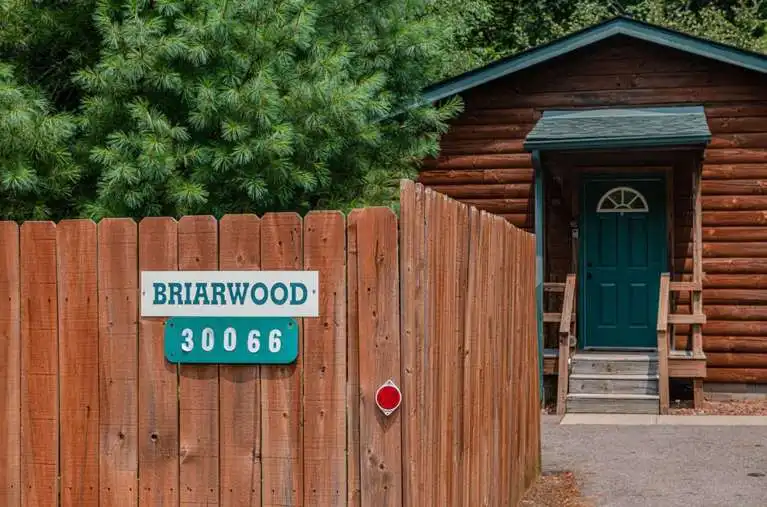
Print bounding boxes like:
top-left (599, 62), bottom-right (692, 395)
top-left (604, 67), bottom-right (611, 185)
top-left (657, 273), bottom-right (707, 413)
top-left (656, 274), bottom-right (671, 414)
top-left (557, 275), bottom-right (577, 415)
top-left (544, 274), bottom-right (576, 415)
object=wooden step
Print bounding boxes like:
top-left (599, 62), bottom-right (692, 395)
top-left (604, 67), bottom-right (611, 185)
top-left (569, 373), bottom-right (658, 395)
top-left (571, 353), bottom-right (658, 376)
top-left (566, 393), bottom-right (660, 414)
top-left (575, 352), bottom-right (657, 361)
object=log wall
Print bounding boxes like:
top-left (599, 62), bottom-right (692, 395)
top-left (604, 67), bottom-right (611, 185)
top-left (420, 35), bottom-right (767, 383)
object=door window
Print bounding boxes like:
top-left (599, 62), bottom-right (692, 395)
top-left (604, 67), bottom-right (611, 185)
top-left (596, 186), bottom-right (649, 213)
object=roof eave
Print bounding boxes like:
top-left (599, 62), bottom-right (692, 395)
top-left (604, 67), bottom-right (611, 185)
top-left (421, 17), bottom-right (767, 105)
top-left (523, 135), bottom-right (712, 152)
top-left (421, 23), bottom-right (623, 104)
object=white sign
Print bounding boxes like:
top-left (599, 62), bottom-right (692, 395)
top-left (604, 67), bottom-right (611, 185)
top-left (140, 271), bottom-right (319, 317)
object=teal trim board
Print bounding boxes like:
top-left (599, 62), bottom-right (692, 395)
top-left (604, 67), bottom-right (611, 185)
top-left (578, 175), bottom-right (668, 349)
top-left (523, 106), bottom-right (711, 152)
top-left (420, 16), bottom-right (767, 105)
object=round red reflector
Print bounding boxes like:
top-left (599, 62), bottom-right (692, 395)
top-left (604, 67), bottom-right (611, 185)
top-left (375, 380), bottom-right (402, 416)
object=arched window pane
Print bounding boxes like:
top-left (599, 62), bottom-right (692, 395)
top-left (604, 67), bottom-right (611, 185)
top-left (596, 186), bottom-right (649, 213)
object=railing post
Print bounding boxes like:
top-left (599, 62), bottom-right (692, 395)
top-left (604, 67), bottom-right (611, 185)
top-left (692, 161), bottom-right (704, 407)
top-left (657, 273), bottom-right (670, 415)
top-left (556, 274), bottom-right (576, 416)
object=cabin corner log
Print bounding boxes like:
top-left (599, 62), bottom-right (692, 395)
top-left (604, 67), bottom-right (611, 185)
top-left (417, 168), bottom-right (533, 185)
top-left (701, 227), bottom-right (767, 241)
top-left (691, 335), bottom-right (767, 353)
top-left (676, 289), bottom-right (767, 304)
top-left (704, 148), bottom-right (767, 164)
top-left (439, 124), bottom-right (535, 141)
top-left (422, 153), bottom-right (532, 170)
top-left (436, 140), bottom-right (528, 156)
top-left (699, 274), bottom-right (767, 289)
top-left (703, 164), bottom-right (767, 180)
top-left (676, 242), bottom-right (767, 258)
top-left (701, 305), bottom-right (767, 320)
top-left (677, 258), bottom-right (767, 274)
top-left (703, 196), bottom-right (767, 211)
top-left (706, 368), bottom-right (767, 383)
top-left (427, 184), bottom-right (533, 199)
top-left (677, 321), bottom-right (767, 336)
top-left (702, 179), bottom-right (767, 195)
top-left (705, 353), bottom-right (767, 368)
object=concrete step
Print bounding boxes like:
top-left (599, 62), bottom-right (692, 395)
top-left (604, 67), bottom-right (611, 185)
top-left (571, 353), bottom-right (658, 376)
top-left (566, 393), bottom-right (660, 414)
top-left (569, 373), bottom-right (659, 395)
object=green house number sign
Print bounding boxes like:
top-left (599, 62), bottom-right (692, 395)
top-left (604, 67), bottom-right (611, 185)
top-left (164, 317), bottom-right (298, 364)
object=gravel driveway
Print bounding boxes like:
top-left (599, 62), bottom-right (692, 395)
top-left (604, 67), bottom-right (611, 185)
top-left (542, 415), bottom-right (767, 507)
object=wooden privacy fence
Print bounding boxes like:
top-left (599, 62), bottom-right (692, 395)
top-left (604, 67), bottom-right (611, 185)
top-left (0, 181), bottom-right (539, 507)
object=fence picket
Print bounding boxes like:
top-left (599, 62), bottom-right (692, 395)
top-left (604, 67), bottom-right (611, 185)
top-left (138, 218), bottom-right (179, 507)
top-left (525, 232), bottom-right (541, 490)
top-left (218, 214), bottom-right (262, 507)
top-left (502, 223), bottom-right (518, 504)
top-left (58, 220), bottom-right (100, 507)
top-left (178, 216), bottom-right (220, 507)
top-left (355, 207), bottom-right (403, 507)
top-left (20, 222), bottom-right (58, 507)
top-left (461, 207), bottom-right (481, 507)
top-left (0, 222), bottom-right (20, 507)
top-left (98, 219), bottom-right (139, 507)
top-left (261, 213), bottom-right (303, 507)
top-left (478, 212), bottom-right (494, 506)
top-left (346, 210), bottom-right (362, 507)
top-left (422, 189), bottom-right (437, 502)
top-left (522, 228), bottom-right (533, 503)
top-left (398, 181), bottom-right (424, 507)
top-left (303, 212), bottom-right (347, 507)
top-left (434, 193), bottom-right (450, 506)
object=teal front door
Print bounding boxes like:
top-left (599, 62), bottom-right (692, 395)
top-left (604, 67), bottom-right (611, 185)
top-left (580, 176), bottom-right (667, 349)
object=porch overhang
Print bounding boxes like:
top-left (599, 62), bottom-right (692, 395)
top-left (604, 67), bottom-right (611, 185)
top-left (523, 106), bottom-right (711, 152)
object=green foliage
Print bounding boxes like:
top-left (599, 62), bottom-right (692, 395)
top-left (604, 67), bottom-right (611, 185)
top-left (0, 0), bottom-right (101, 111)
top-left (0, 0), bottom-right (766, 220)
top-left (0, 63), bottom-right (79, 220)
top-left (73, 0), bottom-right (472, 218)
top-left (473, 0), bottom-right (767, 58)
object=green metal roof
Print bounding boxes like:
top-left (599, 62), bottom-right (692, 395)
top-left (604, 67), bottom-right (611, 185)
top-left (523, 106), bottom-right (711, 151)
top-left (422, 16), bottom-right (767, 104)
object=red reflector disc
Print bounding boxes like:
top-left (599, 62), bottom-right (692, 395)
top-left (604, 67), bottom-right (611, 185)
top-left (375, 380), bottom-right (402, 416)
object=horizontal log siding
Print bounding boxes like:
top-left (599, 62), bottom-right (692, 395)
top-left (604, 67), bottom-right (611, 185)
top-left (421, 35), bottom-right (767, 383)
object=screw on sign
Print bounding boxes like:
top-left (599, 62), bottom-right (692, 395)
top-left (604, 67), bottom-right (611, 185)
top-left (375, 379), bottom-right (402, 416)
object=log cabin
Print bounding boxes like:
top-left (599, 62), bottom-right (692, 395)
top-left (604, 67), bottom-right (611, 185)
top-left (418, 16), bottom-right (767, 414)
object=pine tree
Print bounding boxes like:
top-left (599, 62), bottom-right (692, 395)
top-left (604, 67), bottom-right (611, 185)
top-left (0, 0), bottom-right (101, 111)
top-left (74, 0), bottom-right (470, 218)
top-left (0, 63), bottom-right (79, 220)
top-left (473, 0), bottom-right (767, 58)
